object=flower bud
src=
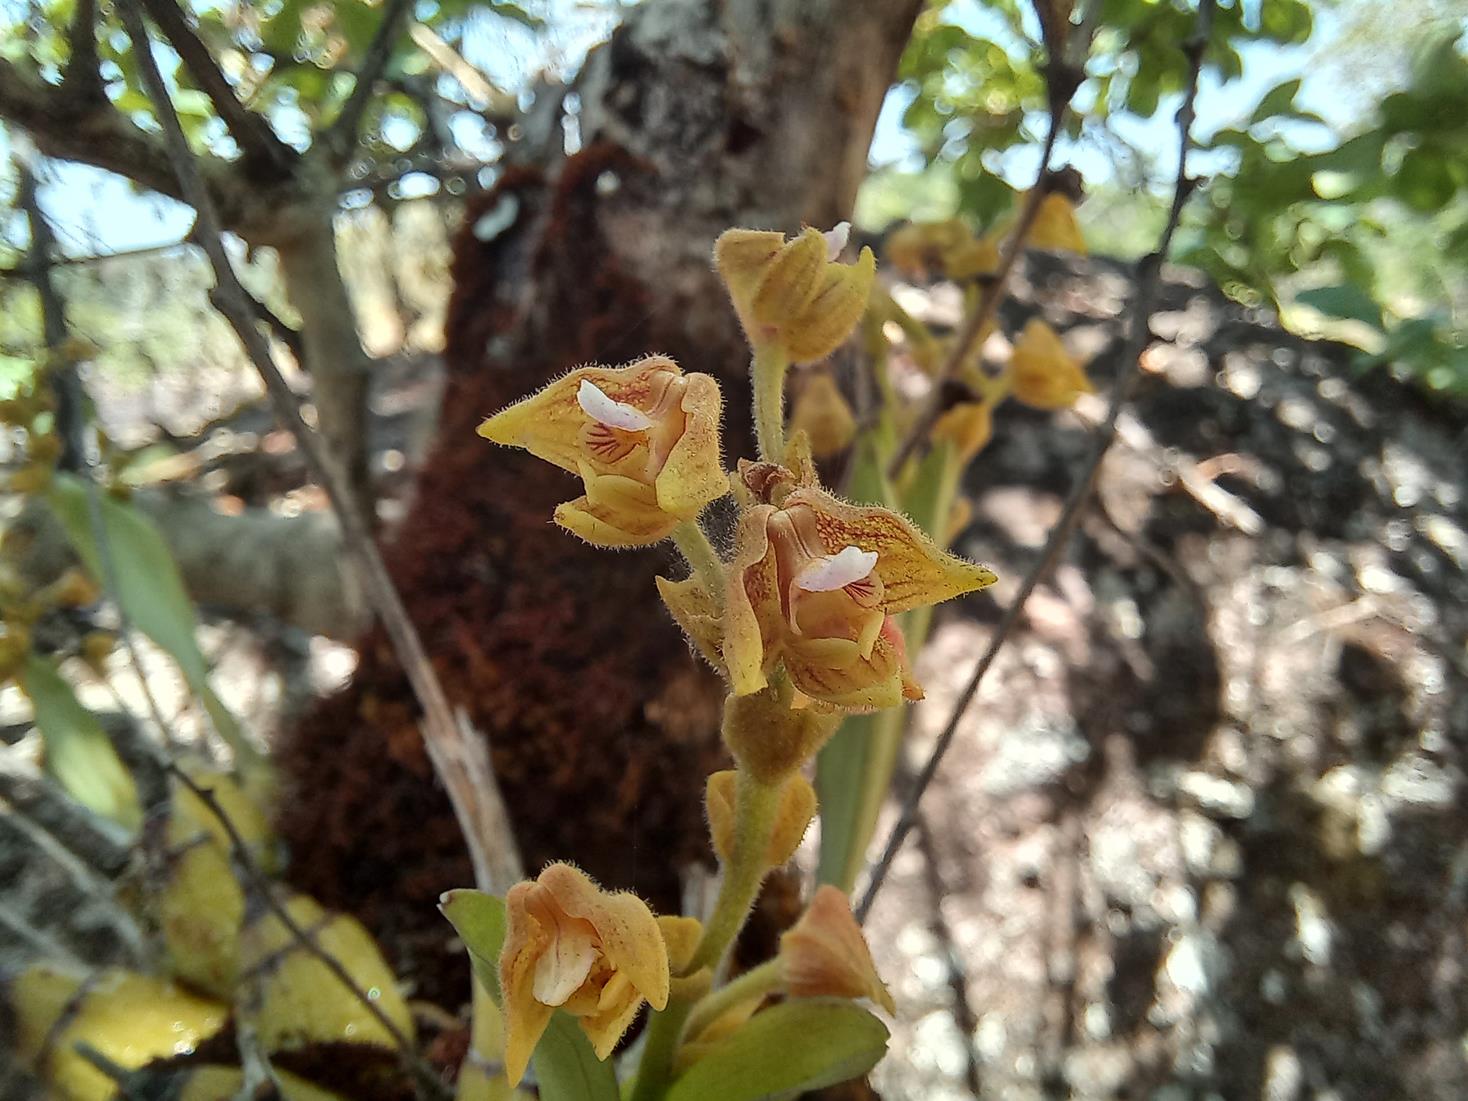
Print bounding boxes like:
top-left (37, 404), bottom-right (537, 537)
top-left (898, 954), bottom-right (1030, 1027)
top-left (778, 886), bottom-right (894, 1013)
top-left (715, 226), bottom-right (876, 364)
top-left (705, 769), bottom-right (817, 867)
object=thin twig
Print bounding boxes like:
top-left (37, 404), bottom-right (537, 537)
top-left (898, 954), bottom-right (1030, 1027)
top-left (118, 0), bottom-right (523, 895)
top-left (165, 762), bottom-right (450, 1100)
top-left (886, 59), bottom-right (1082, 481)
top-left (326, 0), bottom-right (415, 164)
top-left (138, 0), bottom-right (292, 172)
top-left (73, 1043), bottom-right (148, 1101)
top-left (0, 899), bottom-right (86, 965)
top-left (857, 0), bottom-right (1217, 923)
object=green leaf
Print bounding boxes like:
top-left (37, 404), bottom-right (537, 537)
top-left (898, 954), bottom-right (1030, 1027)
top-left (45, 475), bottom-right (252, 762)
top-left (816, 710), bottom-right (901, 891)
top-left (20, 653), bottom-right (142, 831)
top-left (440, 890), bottom-right (619, 1101)
top-left (440, 888), bottom-right (507, 1001)
top-left (665, 999), bottom-right (889, 1101)
top-left (1295, 284), bottom-right (1385, 330)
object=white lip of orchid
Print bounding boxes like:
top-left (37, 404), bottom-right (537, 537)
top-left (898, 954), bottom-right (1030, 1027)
top-left (795, 544), bottom-right (878, 593)
top-left (823, 221), bottom-right (851, 262)
top-left (577, 379), bottom-right (655, 431)
top-left (532, 922), bottom-right (600, 1006)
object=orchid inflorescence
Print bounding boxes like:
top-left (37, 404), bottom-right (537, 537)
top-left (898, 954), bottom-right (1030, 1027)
top-left (464, 213), bottom-right (1094, 1095)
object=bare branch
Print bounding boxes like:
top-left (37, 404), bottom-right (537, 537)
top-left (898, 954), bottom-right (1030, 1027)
top-left (407, 23), bottom-right (516, 117)
top-left (138, 0), bottom-right (294, 173)
top-left (0, 59), bottom-right (248, 229)
top-left (13, 151), bottom-right (86, 471)
top-left (324, 0), bottom-right (415, 165)
top-left (856, 0), bottom-right (1218, 924)
top-left (61, 0), bottom-right (104, 103)
top-left (117, 0), bottom-right (524, 897)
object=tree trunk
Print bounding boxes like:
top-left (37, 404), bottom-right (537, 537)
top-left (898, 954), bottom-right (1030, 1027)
top-left (275, 0), bottom-right (923, 1003)
top-left (272, 201), bottom-right (377, 523)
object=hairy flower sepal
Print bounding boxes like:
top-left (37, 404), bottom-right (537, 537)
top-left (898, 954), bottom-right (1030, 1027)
top-left (478, 356), bottom-right (725, 546)
top-left (500, 863), bottom-right (670, 1085)
top-left (724, 482), bottom-right (997, 711)
top-left (715, 224), bottom-right (877, 365)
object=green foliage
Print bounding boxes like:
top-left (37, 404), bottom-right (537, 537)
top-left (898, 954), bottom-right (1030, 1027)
top-left (19, 651), bottom-right (142, 830)
top-left (893, 0), bottom-right (1315, 226)
top-left (885, 1), bottom-right (1466, 396)
top-left (1189, 27), bottom-right (1468, 396)
top-left (664, 1000), bottom-right (890, 1101)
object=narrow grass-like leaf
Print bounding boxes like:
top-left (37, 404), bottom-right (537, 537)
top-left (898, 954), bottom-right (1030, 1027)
top-left (19, 653), bottom-right (142, 831)
top-left (46, 474), bottom-right (253, 762)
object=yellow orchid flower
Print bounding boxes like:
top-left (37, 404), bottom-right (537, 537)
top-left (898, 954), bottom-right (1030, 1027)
top-left (789, 371), bottom-right (856, 459)
top-left (723, 478), bottom-right (996, 711)
top-left (1027, 192), bottom-right (1087, 255)
top-left (714, 223), bottom-right (876, 364)
top-left (779, 886), bottom-right (895, 1013)
top-left (932, 400), bottom-right (994, 464)
top-left (1009, 318), bottom-right (1094, 410)
top-left (500, 863), bottom-right (671, 1085)
top-left (886, 219), bottom-right (999, 282)
top-left (478, 356), bottom-right (726, 547)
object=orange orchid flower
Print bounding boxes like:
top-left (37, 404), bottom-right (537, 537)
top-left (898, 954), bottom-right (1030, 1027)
top-left (478, 356), bottom-right (725, 546)
top-left (500, 863), bottom-right (670, 1085)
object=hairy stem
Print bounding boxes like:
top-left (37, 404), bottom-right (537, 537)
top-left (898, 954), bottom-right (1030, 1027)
top-left (687, 768), bottom-right (782, 975)
top-left (681, 958), bottom-right (781, 1043)
top-left (628, 971), bottom-right (710, 1101)
top-left (671, 519), bottom-right (724, 601)
top-left (751, 344), bottom-right (791, 463)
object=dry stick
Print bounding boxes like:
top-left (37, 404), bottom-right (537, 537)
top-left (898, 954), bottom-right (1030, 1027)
top-left (885, 63), bottom-right (1078, 482)
top-left (116, 0), bottom-right (523, 896)
top-left (856, 0), bottom-right (1217, 925)
top-left (165, 762), bottom-right (450, 1101)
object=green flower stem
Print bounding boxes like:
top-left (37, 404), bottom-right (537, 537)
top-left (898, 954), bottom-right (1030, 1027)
top-left (670, 519), bottom-right (724, 602)
top-left (629, 971), bottom-right (710, 1101)
top-left (751, 344), bottom-right (791, 462)
top-left (681, 959), bottom-right (782, 1043)
top-left (687, 768), bottom-right (782, 975)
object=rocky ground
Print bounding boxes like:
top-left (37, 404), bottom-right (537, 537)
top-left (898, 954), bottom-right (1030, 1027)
top-left (860, 254), bottom-right (1467, 1100)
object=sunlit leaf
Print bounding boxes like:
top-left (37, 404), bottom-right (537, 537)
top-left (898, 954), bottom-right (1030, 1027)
top-left (45, 474), bottom-right (254, 763)
top-left (18, 653), bottom-right (142, 831)
top-left (665, 999), bottom-right (889, 1101)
